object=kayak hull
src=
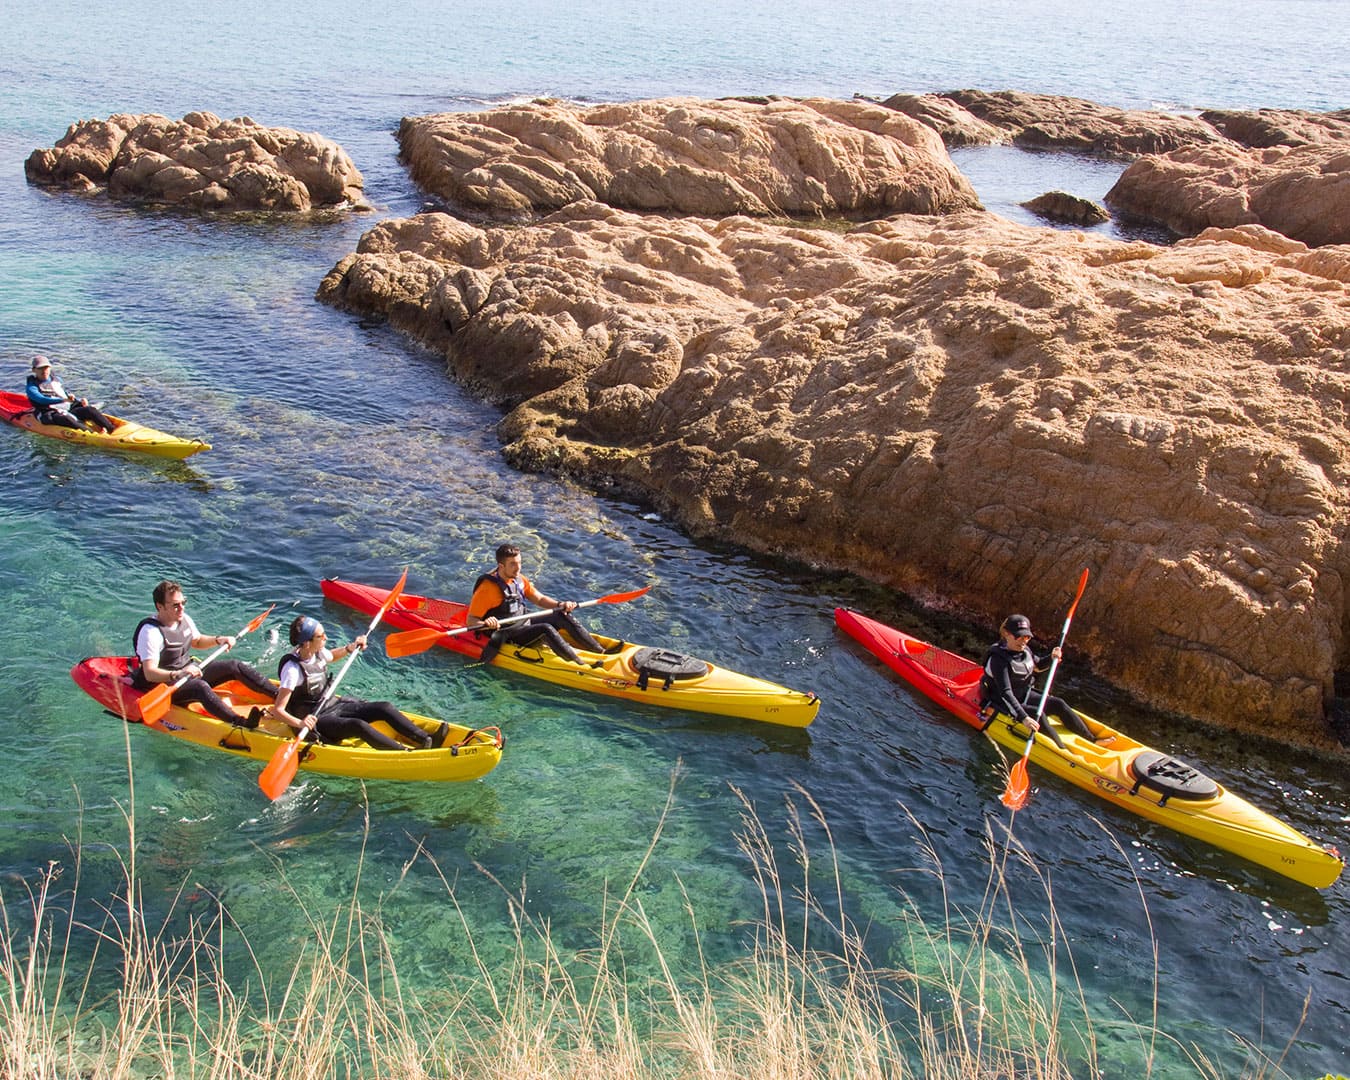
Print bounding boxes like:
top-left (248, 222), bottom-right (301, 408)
top-left (833, 607), bottom-right (1343, 889)
top-left (322, 578), bottom-right (819, 727)
top-left (70, 656), bottom-right (503, 783)
top-left (1, 391), bottom-right (210, 459)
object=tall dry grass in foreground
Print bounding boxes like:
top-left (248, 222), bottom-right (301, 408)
top-left (0, 758), bottom-right (1304, 1079)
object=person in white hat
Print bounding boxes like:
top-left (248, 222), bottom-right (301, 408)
top-left (25, 356), bottom-right (115, 433)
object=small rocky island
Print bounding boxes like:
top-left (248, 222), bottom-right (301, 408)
top-left (317, 93), bottom-right (1350, 750)
top-left (25, 111), bottom-right (366, 211)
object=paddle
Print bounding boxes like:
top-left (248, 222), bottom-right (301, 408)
top-left (135, 605), bottom-right (275, 726)
top-left (384, 585), bottom-right (652, 659)
top-left (258, 569), bottom-right (408, 801)
top-left (1001, 568), bottom-right (1089, 811)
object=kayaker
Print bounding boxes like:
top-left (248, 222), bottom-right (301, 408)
top-left (25, 356), bottom-right (116, 434)
top-left (466, 543), bottom-right (615, 667)
top-left (132, 580), bottom-right (276, 727)
top-left (978, 614), bottom-right (1098, 747)
top-left (272, 615), bottom-right (448, 751)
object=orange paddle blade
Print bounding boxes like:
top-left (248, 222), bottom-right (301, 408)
top-left (243, 604), bottom-right (276, 634)
top-left (597, 586), bottom-right (651, 604)
top-left (1001, 757), bottom-right (1031, 810)
top-left (385, 626), bottom-right (453, 659)
top-left (134, 683), bottom-right (173, 725)
top-left (258, 738), bottom-right (304, 801)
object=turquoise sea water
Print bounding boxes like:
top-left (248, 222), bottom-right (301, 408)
top-left (3, 1), bottom-right (1349, 1075)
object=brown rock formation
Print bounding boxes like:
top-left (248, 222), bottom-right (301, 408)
top-left (1106, 142), bottom-right (1350, 247)
top-left (396, 96), bottom-right (982, 218)
top-left (880, 93), bottom-right (1009, 147)
top-left (25, 111), bottom-right (366, 211)
top-left (1021, 191), bottom-right (1110, 226)
top-left (1200, 107), bottom-right (1350, 148)
top-left (317, 203), bottom-right (1350, 748)
top-left (924, 90), bottom-right (1226, 155)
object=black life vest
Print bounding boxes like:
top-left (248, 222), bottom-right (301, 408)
top-left (978, 641), bottom-right (1037, 707)
top-left (474, 570), bottom-right (528, 621)
top-left (279, 651), bottom-right (333, 716)
top-left (130, 616), bottom-right (194, 689)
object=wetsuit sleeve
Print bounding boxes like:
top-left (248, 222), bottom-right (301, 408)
top-left (26, 380), bottom-right (67, 408)
top-left (467, 580), bottom-right (503, 621)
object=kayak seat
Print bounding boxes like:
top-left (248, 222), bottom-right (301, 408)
top-left (1128, 750), bottom-right (1221, 804)
top-left (630, 647), bottom-right (711, 691)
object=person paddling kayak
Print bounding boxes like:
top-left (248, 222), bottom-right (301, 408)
top-left (271, 615), bottom-right (448, 751)
top-left (25, 356), bottom-right (115, 434)
top-left (466, 543), bottom-right (617, 667)
top-left (978, 613), bottom-right (1098, 748)
top-left (132, 580), bottom-right (276, 727)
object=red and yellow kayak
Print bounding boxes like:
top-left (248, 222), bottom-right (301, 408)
top-left (834, 607), bottom-right (1343, 889)
top-left (1, 390), bottom-right (210, 459)
top-left (322, 578), bottom-right (820, 727)
top-left (71, 656), bottom-right (503, 784)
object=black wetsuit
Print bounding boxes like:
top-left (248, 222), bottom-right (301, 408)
top-left (279, 650), bottom-right (430, 750)
top-left (979, 640), bottom-right (1094, 747)
top-left (131, 616), bottom-right (275, 725)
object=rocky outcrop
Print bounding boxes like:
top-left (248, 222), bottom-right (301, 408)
top-left (25, 112), bottom-right (366, 211)
top-left (1021, 191), bottom-right (1110, 226)
top-left (396, 97), bottom-right (982, 218)
top-left (1106, 142), bottom-right (1350, 247)
top-left (893, 90), bottom-right (1227, 156)
top-left (1200, 108), bottom-right (1350, 148)
top-left (318, 203), bottom-right (1350, 748)
top-left (879, 93), bottom-right (1009, 147)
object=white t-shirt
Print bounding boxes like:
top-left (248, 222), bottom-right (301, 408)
top-left (279, 649), bottom-right (334, 690)
top-left (135, 614), bottom-right (201, 666)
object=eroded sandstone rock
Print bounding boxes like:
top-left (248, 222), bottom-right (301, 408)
top-left (1200, 107), bottom-right (1350, 148)
top-left (396, 96), bottom-right (982, 218)
top-left (924, 90), bottom-right (1226, 155)
top-left (25, 111), bottom-right (366, 211)
top-left (880, 93), bottom-right (1009, 147)
top-left (1021, 190), bottom-right (1110, 225)
top-left (318, 203), bottom-right (1350, 748)
top-left (1106, 142), bottom-right (1350, 247)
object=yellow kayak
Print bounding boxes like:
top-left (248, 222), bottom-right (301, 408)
top-left (1, 391), bottom-right (210, 459)
top-left (835, 607), bottom-right (1344, 889)
top-left (323, 578), bottom-right (821, 727)
top-left (71, 656), bottom-right (504, 784)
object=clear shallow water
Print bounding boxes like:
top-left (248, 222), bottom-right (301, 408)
top-left (2, 1), bottom-right (1349, 1075)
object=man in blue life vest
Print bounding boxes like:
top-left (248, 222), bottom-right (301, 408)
top-left (25, 356), bottom-right (115, 433)
top-left (465, 543), bottom-right (618, 667)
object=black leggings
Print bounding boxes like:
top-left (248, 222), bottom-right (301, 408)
top-left (489, 610), bottom-right (603, 664)
top-left (315, 698), bottom-right (427, 750)
top-left (1023, 691), bottom-right (1095, 746)
top-left (39, 404), bottom-right (115, 433)
top-left (169, 659), bottom-right (276, 726)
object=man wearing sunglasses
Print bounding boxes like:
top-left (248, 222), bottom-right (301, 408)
top-left (130, 579), bottom-right (276, 727)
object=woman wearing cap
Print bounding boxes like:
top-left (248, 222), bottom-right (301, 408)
top-left (978, 614), bottom-right (1098, 748)
top-left (272, 615), bottom-right (447, 751)
top-left (25, 356), bottom-right (115, 433)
